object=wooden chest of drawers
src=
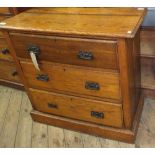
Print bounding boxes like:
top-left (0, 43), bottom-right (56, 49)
top-left (0, 8), bottom-right (146, 143)
top-left (0, 8), bottom-right (27, 89)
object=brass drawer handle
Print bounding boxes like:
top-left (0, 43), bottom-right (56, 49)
top-left (91, 111), bottom-right (104, 119)
top-left (48, 103), bottom-right (58, 109)
top-left (77, 51), bottom-right (93, 60)
top-left (85, 81), bottom-right (100, 90)
top-left (36, 74), bottom-right (49, 82)
top-left (1, 48), bottom-right (9, 54)
top-left (27, 45), bottom-right (40, 71)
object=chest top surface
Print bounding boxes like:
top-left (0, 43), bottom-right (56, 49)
top-left (0, 8), bottom-right (146, 38)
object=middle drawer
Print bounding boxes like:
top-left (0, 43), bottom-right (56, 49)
top-left (10, 33), bottom-right (118, 70)
top-left (20, 61), bottom-right (121, 101)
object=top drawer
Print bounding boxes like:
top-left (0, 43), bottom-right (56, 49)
top-left (10, 33), bottom-right (118, 70)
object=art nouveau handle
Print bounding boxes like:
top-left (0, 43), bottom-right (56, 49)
top-left (85, 81), bottom-right (100, 90)
top-left (27, 45), bottom-right (40, 71)
top-left (1, 48), bottom-right (9, 54)
top-left (77, 51), bottom-right (93, 60)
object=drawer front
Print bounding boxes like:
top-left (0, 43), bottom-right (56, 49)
top-left (0, 38), bottom-right (13, 61)
top-left (0, 8), bottom-right (10, 14)
top-left (0, 60), bottom-right (21, 83)
top-left (21, 61), bottom-right (121, 100)
top-left (30, 88), bottom-right (123, 128)
top-left (11, 33), bottom-right (118, 69)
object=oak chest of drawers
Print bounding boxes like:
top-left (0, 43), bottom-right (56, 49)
top-left (0, 7), bottom-right (28, 89)
top-left (0, 8), bottom-right (146, 143)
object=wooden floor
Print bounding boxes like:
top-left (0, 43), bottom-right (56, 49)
top-left (0, 86), bottom-right (155, 148)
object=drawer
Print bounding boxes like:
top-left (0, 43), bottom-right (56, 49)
top-left (11, 33), bottom-right (118, 70)
top-left (20, 61), bottom-right (121, 100)
top-left (0, 8), bottom-right (10, 14)
top-left (0, 60), bottom-right (21, 83)
top-left (0, 38), bottom-right (13, 61)
top-left (30, 88), bottom-right (123, 128)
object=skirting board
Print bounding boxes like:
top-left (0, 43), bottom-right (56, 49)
top-left (0, 79), bottom-right (24, 90)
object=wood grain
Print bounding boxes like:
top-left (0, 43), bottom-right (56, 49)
top-left (0, 8), bottom-right (145, 143)
top-left (20, 61), bottom-right (121, 101)
top-left (141, 58), bottom-right (155, 90)
top-left (15, 93), bottom-right (32, 147)
top-left (82, 134), bottom-right (101, 147)
top-left (26, 8), bottom-right (146, 16)
top-left (136, 98), bottom-right (155, 147)
top-left (48, 126), bottom-right (65, 147)
top-left (0, 8), bottom-right (10, 15)
top-left (64, 129), bottom-right (83, 147)
top-left (140, 30), bottom-right (155, 58)
top-left (142, 88), bottom-right (155, 99)
top-left (0, 89), bottom-right (22, 147)
top-left (11, 33), bottom-right (118, 70)
top-left (0, 86), bottom-right (12, 134)
top-left (30, 93), bottom-right (144, 143)
top-left (0, 8), bottom-right (146, 38)
top-left (100, 138), bottom-right (135, 147)
top-left (117, 32), bottom-right (141, 129)
top-left (30, 88), bottom-right (123, 128)
top-left (31, 122), bottom-right (48, 148)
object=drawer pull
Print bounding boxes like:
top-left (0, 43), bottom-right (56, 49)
top-left (48, 103), bottom-right (58, 109)
top-left (1, 48), bottom-right (9, 54)
top-left (36, 74), bottom-right (49, 82)
top-left (27, 45), bottom-right (40, 71)
top-left (85, 81), bottom-right (100, 90)
top-left (11, 69), bottom-right (18, 76)
top-left (77, 51), bottom-right (93, 60)
top-left (91, 111), bottom-right (104, 119)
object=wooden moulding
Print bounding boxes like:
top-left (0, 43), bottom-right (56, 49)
top-left (0, 79), bottom-right (24, 90)
top-left (142, 88), bottom-right (155, 99)
top-left (31, 93), bottom-right (144, 143)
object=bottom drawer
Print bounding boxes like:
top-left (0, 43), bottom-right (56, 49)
top-left (30, 88), bottom-right (123, 128)
top-left (0, 60), bottom-right (21, 83)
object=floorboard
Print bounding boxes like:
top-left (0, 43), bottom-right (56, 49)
top-left (31, 122), bottom-right (48, 148)
top-left (15, 93), bottom-right (32, 148)
top-left (48, 126), bottom-right (65, 147)
top-left (82, 134), bottom-right (102, 148)
top-left (0, 86), bottom-right (12, 135)
top-left (64, 129), bottom-right (84, 148)
top-left (135, 98), bottom-right (155, 147)
top-left (0, 88), bottom-right (23, 148)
